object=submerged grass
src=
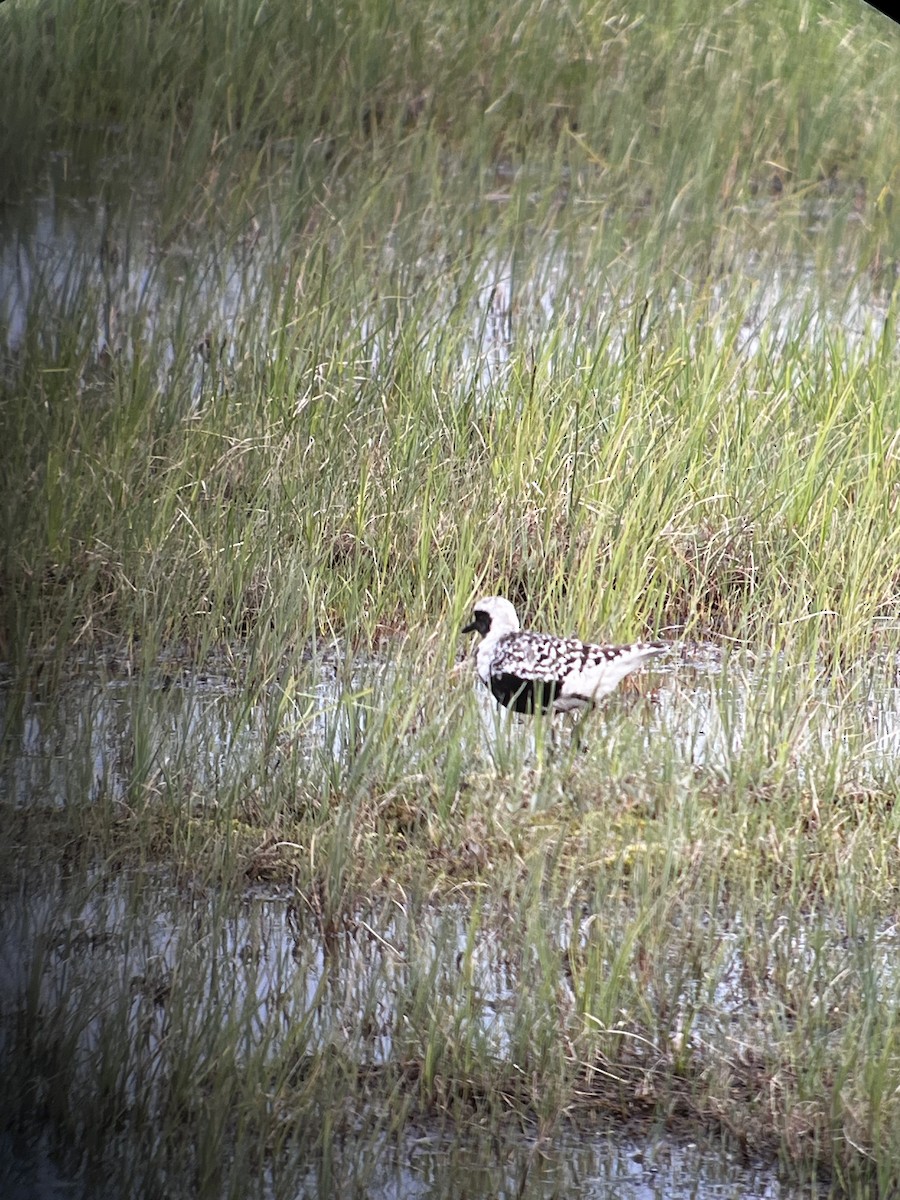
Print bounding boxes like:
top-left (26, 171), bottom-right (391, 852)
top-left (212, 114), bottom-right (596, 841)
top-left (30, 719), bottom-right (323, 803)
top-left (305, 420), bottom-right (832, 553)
top-left (5, 644), bottom-right (900, 1194)
top-left (3, 0), bottom-right (900, 1195)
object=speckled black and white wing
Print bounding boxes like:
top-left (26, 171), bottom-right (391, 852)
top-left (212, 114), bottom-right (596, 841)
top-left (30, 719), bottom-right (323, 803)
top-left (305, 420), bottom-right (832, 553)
top-left (484, 631), bottom-right (666, 715)
top-left (463, 595), bottom-right (668, 716)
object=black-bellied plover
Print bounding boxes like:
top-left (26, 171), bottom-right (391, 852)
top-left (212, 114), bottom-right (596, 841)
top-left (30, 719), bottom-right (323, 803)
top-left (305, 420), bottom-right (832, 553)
top-left (462, 596), bottom-right (667, 715)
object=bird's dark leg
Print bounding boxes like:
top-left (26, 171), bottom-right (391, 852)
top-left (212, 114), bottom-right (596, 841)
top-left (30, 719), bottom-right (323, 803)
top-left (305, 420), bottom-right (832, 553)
top-left (531, 704), bottom-right (554, 767)
top-left (570, 711), bottom-right (590, 755)
top-left (548, 716), bottom-right (561, 755)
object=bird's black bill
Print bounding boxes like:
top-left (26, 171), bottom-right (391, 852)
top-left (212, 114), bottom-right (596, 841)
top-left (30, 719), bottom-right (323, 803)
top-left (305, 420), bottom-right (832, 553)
top-left (462, 610), bottom-right (491, 637)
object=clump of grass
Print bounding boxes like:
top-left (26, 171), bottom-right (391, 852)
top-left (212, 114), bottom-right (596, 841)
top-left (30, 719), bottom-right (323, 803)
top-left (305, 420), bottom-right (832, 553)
top-left (4, 237), bottom-right (899, 670)
top-left (2, 0), bottom-right (898, 220)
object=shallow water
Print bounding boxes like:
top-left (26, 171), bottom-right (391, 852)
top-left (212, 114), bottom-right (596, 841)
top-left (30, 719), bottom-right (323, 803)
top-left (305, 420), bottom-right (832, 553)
top-left (0, 868), bottom-right (815, 1200)
top-left (0, 1126), bottom-right (796, 1200)
top-left (4, 641), bottom-right (900, 809)
top-left (1, 171), bottom-right (893, 399)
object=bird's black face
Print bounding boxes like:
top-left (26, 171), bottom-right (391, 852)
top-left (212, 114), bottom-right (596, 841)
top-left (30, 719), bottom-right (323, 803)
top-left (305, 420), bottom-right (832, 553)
top-left (462, 609), bottom-right (492, 637)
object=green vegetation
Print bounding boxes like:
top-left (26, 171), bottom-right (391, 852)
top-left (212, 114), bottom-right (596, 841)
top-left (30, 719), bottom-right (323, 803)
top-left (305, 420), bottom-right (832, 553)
top-left (2, 0), bottom-right (900, 1195)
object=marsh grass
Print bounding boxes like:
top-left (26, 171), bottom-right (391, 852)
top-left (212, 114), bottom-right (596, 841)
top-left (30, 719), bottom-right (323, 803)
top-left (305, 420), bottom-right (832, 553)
top-left (6, 646), bottom-right (900, 1194)
top-left (5, 233), bottom-right (900, 668)
top-left (3, 0), bottom-right (900, 1194)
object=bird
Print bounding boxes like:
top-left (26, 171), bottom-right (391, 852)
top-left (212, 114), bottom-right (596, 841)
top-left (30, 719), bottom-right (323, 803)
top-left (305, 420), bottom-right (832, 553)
top-left (462, 596), bottom-right (667, 716)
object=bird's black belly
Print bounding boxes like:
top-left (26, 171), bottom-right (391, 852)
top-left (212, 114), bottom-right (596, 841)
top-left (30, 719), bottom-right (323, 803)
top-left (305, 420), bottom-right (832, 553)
top-left (490, 673), bottom-right (563, 714)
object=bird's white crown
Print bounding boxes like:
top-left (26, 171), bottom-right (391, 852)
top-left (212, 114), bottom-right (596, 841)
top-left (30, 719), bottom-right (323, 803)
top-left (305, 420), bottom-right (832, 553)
top-left (469, 595), bottom-right (520, 637)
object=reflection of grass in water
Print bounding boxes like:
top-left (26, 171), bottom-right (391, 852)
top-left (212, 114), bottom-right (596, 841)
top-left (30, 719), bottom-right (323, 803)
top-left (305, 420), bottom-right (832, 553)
top-left (2, 0), bottom-right (900, 1190)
